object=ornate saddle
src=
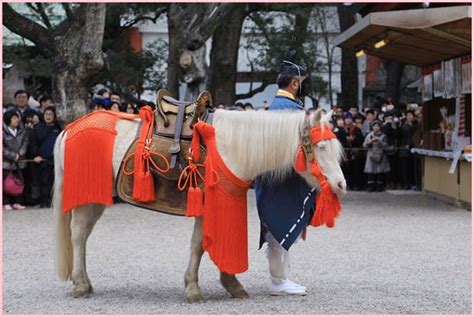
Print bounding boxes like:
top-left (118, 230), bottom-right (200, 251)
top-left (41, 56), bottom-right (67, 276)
top-left (116, 89), bottom-right (212, 216)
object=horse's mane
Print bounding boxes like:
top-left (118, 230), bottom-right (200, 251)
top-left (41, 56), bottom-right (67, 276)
top-left (212, 109), bottom-right (306, 182)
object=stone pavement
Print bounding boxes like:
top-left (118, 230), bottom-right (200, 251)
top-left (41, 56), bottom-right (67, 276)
top-left (2, 190), bottom-right (471, 314)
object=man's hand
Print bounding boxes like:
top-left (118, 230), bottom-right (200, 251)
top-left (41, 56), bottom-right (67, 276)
top-left (33, 156), bottom-right (44, 163)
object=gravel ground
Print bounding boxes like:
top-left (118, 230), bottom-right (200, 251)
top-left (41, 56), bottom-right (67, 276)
top-left (2, 190), bottom-right (471, 314)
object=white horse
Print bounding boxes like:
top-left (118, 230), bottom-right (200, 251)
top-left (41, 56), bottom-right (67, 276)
top-left (53, 108), bottom-right (346, 301)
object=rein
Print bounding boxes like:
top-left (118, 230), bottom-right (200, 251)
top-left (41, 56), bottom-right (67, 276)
top-left (294, 121), bottom-right (341, 228)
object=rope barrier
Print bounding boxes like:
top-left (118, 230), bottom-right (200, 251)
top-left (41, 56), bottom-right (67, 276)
top-left (342, 146), bottom-right (411, 151)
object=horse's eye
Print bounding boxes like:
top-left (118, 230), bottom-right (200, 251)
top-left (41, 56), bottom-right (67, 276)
top-left (317, 143), bottom-right (326, 150)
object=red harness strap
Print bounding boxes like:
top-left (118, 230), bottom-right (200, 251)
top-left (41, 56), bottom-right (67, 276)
top-left (180, 121), bottom-right (252, 274)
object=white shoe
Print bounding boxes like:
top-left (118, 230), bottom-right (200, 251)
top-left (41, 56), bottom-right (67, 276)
top-left (286, 279), bottom-right (307, 291)
top-left (12, 203), bottom-right (26, 210)
top-left (270, 279), bottom-right (307, 296)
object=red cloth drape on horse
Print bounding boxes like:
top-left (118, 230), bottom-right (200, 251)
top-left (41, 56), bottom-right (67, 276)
top-left (181, 121), bottom-right (252, 274)
top-left (61, 107), bottom-right (155, 212)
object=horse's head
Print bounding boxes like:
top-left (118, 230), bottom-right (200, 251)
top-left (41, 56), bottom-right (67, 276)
top-left (306, 109), bottom-right (347, 196)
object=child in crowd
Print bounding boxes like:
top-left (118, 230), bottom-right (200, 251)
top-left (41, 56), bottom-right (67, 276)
top-left (363, 120), bottom-right (390, 192)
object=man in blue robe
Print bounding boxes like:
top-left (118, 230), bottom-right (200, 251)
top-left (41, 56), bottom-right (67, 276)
top-left (254, 57), bottom-right (317, 296)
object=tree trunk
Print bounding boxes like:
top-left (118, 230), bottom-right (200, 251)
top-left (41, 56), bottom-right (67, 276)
top-left (294, 9), bottom-right (311, 65)
top-left (167, 5), bottom-right (181, 99)
top-left (384, 60), bottom-right (405, 107)
top-left (328, 56), bottom-right (333, 106)
top-left (294, 9), bottom-right (313, 105)
top-left (337, 4), bottom-right (358, 109)
top-left (166, 4), bottom-right (237, 101)
top-left (52, 4), bottom-right (106, 124)
top-left (181, 47), bottom-right (208, 101)
top-left (208, 6), bottom-right (246, 106)
top-left (52, 74), bottom-right (89, 124)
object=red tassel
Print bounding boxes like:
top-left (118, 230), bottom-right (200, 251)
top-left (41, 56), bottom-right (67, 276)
top-left (142, 171), bottom-right (156, 202)
top-left (132, 106), bottom-right (156, 203)
top-left (186, 187), bottom-right (205, 217)
top-left (132, 172), bottom-right (144, 201)
top-left (132, 171), bottom-right (156, 202)
top-left (194, 187), bottom-right (204, 216)
top-left (310, 181), bottom-right (341, 228)
top-left (294, 147), bottom-right (307, 172)
top-left (185, 187), bottom-right (197, 217)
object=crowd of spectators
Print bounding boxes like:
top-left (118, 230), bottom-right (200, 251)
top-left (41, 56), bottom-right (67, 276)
top-left (3, 90), bottom-right (62, 209)
top-left (218, 98), bottom-right (423, 193)
top-left (328, 100), bottom-right (423, 192)
top-left (2, 88), bottom-right (153, 210)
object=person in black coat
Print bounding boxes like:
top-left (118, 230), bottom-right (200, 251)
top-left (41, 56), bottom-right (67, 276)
top-left (23, 109), bottom-right (42, 205)
top-left (30, 106), bottom-right (62, 207)
top-left (382, 112), bottom-right (401, 189)
top-left (344, 113), bottom-right (365, 190)
top-left (333, 116), bottom-right (351, 187)
top-left (398, 111), bottom-right (418, 190)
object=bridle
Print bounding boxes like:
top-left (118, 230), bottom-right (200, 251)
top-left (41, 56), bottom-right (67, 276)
top-left (295, 119), bottom-right (341, 228)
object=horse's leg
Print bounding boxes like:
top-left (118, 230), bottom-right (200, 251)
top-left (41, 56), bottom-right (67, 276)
top-left (220, 272), bottom-right (249, 299)
top-left (70, 203), bottom-right (105, 298)
top-left (184, 217), bottom-right (205, 303)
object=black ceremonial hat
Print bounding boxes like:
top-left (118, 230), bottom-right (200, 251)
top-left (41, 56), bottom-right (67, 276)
top-left (280, 49), bottom-right (307, 77)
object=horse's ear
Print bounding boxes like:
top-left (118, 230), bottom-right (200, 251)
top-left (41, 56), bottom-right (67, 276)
top-left (322, 109), bottom-right (333, 123)
top-left (310, 108), bottom-right (323, 127)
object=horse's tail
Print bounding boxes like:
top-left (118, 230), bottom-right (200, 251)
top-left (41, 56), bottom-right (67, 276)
top-left (53, 131), bottom-right (73, 281)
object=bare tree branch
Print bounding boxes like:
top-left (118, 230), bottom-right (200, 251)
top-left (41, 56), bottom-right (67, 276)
top-left (236, 73), bottom-right (277, 100)
top-left (26, 3), bottom-right (38, 14)
top-left (169, 3), bottom-right (237, 50)
top-left (246, 49), bottom-right (255, 94)
top-left (247, 3), bottom-right (314, 15)
top-left (62, 3), bottom-right (73, 20)
top-left (53, 5), bottom-right (86, 38)
top-left (200, 4), bottom-right (231, 31)
top-left (3, 3), bottom-right (53, 56)
top-left (25, 3), bottom-right (52, 29)
top-left (121, 7), bottom-right (167, 28)
top-left (37, 3), bottom-right (52, 29)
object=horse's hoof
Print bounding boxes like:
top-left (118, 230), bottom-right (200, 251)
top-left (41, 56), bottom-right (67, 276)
top-left (186, 291), bottom-right (205, 303)
top-left (72, 284), bottom-right (92, 298)
top-left (230, 288), bottom-right (249, 299)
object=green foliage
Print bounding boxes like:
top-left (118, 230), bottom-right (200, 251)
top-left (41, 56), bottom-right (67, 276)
top-left (3, 46), bottom-right (52, 78)
top-left (243, 6), bottom-right (329, 101)
top-left (89, 37), bottom-right (168, 100)
top-left (86, 3), bottom-right (169, 100)
top-left (3, 45), bottom-right (53, 95)
top-left (142, 39), bottom-right (168, 91)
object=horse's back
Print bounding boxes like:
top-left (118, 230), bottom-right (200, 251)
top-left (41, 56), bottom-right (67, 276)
top-left (112, 119), bottom-right (140, 179)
